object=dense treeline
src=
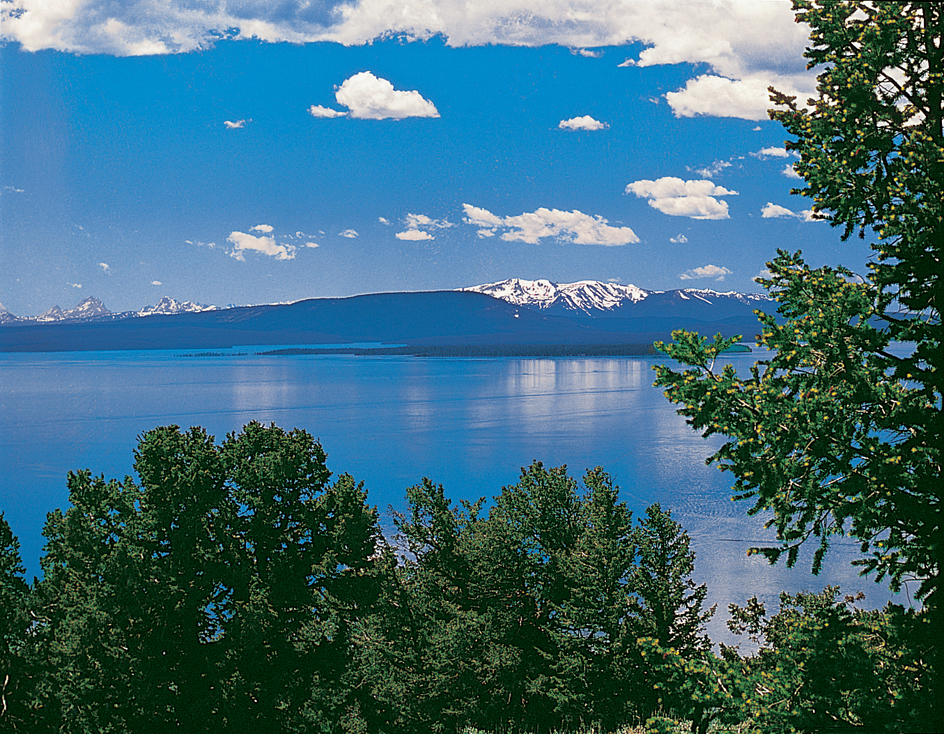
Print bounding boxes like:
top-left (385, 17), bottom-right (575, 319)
top-left (0, 422), bottom-right (935, 733)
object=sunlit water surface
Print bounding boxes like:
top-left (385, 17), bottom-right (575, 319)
top-left (0, 348), bottom-right (912, 645)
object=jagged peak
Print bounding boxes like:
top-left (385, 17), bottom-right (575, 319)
top-left (461, 278), bottom-right (649, 314)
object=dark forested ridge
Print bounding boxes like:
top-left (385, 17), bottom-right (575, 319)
top-left (0, 422), bottom-right (935, 733)
top-left (0, 290), bottom-right (770, 353)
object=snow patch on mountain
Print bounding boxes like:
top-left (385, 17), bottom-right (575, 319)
top-left (463, 278), bottom-right (650, 316)
top-left (0, 303), bottom-right (18, 324)
top-left (674, 288), bottom-right (771, 305)
top-left (136, 296), bottom-right (216, 316)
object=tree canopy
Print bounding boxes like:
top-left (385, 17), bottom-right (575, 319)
top-left (654, 0), bottom-right (942, 727)
top-left (28, 422), bottom-right (385, 733)
top-left (657, 0), bottom-right (941, 614)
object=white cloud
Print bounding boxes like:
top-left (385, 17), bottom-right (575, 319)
top-left (99, 262), bottom-right (111, 274)
top-left (574, 48), bottom-right (602, 58)
top-left (68, 282), bottom-right (82, 288)
top-left (761, 202), bottom-right (818, 222)
top-left (306, 242), bottom-right (320, 248)
top-left (2, 2), bottom-right (818, 118)
top-left (670, 234), bottom-right (688, 244)
top-left (691, 159), bottom-right (732, 179)
top-left (752, 146), bottom-right (791, 158)
top-left (396, 229), bottom-right (434, 241)
top-left (151, 280), bottom-right (162, 285)
top-left (462, 204), bottom-right (638, 246)
top-left (0, 2), bottom-right (805, 81)
top-left (680, 264), bottom-right (732, 280)
top-left (227, 230), bottom-right (296, 261)
top-left (223, 119), bottom-right (247, 129)
top-left (334, 71), bottom-right (439, 120)
top-left (559, 115), bottom-right (608, 131)
top-left (405, 213), bottom-right (452, 230)
top-left (251, 224), bottom-right (274, 233)
top-left (625, 177), bottom-right (738, 220)
top-left (339, 229), bottom-right (359, 238)
top-left (395, 212), bottom-right (452, 241)
top-left (378, 216), bottom-right (390, 224)
top-left (782, 163), bottom-right (802, 179)
top-left (754, 269), bottom-right (774, 282)
top-left (665, 74), bottom-right (799, 121)
top-left (308, 104), bottom-right (347, 118)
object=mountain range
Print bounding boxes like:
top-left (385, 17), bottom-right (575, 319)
top-left (0, 280), bottom-right (775, 353)
top-left (0, 296), bottom-right (215, 324)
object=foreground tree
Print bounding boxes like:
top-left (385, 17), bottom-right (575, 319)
top-left (391, 463), bottom-right (641, 733)
top-left (0, 514), bottom-right (29, 730)
top-left (630, 504), bottom-right (715, 724)
top-left (724, 588), bottom-right (934, 733)
top-left (29, 422), bottom-right (384, 733)
top-left (655, 1), bottom-right (941, 725)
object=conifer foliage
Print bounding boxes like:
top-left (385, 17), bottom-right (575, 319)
top-left (653, 1), bottom-right (942, 725)
top-left (0, 424), bottom-right (937, 731)
top-left (26, 422), bottom-right (385, 733)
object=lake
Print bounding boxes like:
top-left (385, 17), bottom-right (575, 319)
top-left (0, 347), bottom-right (911, 644)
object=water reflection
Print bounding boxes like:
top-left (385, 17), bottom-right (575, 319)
top-left (0, 350), bottom-right (912, 645)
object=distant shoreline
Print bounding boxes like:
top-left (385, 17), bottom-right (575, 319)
top-left (252, 343), bottom-right (753, 358)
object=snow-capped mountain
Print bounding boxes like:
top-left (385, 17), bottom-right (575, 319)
top-left (462, 278), bottom-right (771, 319)
top-left (2, 296), bottom-right (217, 323)
top-left (35, 305), bottom-right (67, 322)
top-left (32, 297), bottom-right (112, 322)
top-left (462, 278), bottom-right (650, 317)
top-left (136, 296), bottom-right (215, 317)
top-left (65, 296), bottom-right (112, 320)
top-left (0, 303), bottom-right (18, 324)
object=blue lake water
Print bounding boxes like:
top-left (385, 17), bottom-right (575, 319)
top-left (0, 347), bottom-right (912, 644)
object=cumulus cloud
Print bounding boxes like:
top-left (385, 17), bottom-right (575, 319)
top-left (782, 163), bottom-right (802, 179)
top-left (761, 202), bottom-right (819, 222)
top-left (308, 104), bottom-right (347, 118)
top-left (396, 229), bottom-right (434, 241)
top-left (0, 2), bottom-right (807, 97)
top-left (68, 282), bottom-right (82, 288)
top-left (227, 229), bottom-right (296, 261)
top-left (151, 280), bottom-right (162, 285)
top-left (680, 264), bottom-right (732, 280)
top-left (670, 234), bottom-right (688, 244)
top-left (559, 115), bottom-right (608, 131)
top-left (334, 72), bottom-right (439, 120)
top-left (339, 229), bottom-right (359, 238)
top-left (223, 119), bottom-right (247, 129)
top-left (406, 213), bottom-right (452, 230)
top-left (462, 204), bottom-right (638, 246)
top-left (691, 159), bottom-right (732, 179)
top-left (2, 1), bottom-right (819, 118)
top-left (664, 74), bottom-right (803, 121)
top-left (395, 213), bottom-right (452, 240)
top-left (625, 177), bottom-right (738, 220)
top-left (754, 269), bottom-right (774, 282)
top-left (752, 146), bottom-right (792, 158)
top-left (99, 262), bottom-right (111, 274)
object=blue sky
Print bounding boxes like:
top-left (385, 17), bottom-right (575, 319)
top-left (1, 0), bottom-right (875, 316)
